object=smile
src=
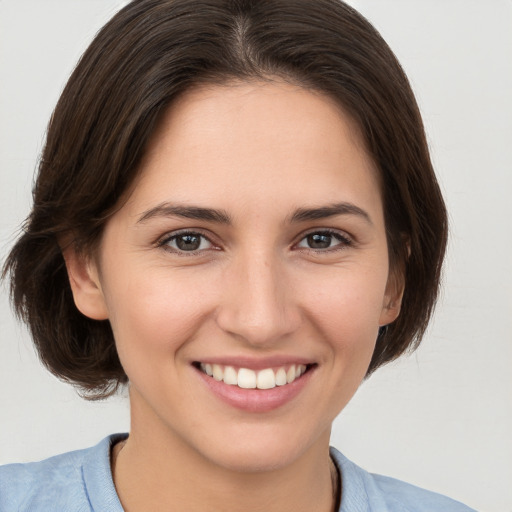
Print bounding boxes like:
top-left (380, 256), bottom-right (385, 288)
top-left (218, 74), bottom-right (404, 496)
top-left (197, 363), bottom-right (309, 389)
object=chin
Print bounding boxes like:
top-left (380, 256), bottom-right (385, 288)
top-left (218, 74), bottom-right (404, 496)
top-left (196, 422), bottom-right (329, 474)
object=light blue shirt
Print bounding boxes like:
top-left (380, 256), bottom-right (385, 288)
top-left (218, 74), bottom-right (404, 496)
top-left (0, 434), bottom-right (477, 511)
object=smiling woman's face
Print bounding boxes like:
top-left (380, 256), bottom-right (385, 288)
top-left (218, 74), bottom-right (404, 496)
top-left (68, 80), bottom-right (402, 472)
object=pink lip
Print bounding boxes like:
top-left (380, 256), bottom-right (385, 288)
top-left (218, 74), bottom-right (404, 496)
top-left (193, 364), bottom-right (316, 413)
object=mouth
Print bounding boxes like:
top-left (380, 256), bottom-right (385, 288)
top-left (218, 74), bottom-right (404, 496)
top-left (192, 360), bottom-right (317, 412)
top-left (193, 362), bottom-right (315, 390)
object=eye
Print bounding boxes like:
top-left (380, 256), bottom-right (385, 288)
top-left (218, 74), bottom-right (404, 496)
top-left (296, 230), bottom-right (352, 251)
top-left (159, 231), bottom-right (214, 253)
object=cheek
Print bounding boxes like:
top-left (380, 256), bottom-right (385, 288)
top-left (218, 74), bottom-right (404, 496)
top-left (298, 265), bottom-right (387, 377)
top-left (102, 266), bottom-right (217, 368)
top-left (302, 268), bottom-right (387, 337)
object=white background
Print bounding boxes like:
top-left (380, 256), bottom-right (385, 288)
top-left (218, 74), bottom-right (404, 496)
top-left (1, 1), bottom-right (511, 511)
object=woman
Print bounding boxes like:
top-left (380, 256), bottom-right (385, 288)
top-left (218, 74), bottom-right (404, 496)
top-left (0, 0), bottom-right (477, 510)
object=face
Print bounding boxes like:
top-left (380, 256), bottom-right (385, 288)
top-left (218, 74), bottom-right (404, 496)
top-left (70, 81), bottom-right (402, 472)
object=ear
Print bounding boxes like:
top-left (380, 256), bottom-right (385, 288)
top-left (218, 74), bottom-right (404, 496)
top-left (62, 245), bottom-right (109, 320)
top-left (379, 267), bottom-right (405, 327)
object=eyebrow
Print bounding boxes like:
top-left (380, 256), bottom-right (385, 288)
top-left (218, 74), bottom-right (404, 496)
top-left (289, 202), bottom-right (373, 225)
top-left (137, 203), bottom-right (232, 224)
top-left (137, 201), bottom-right (372, 225)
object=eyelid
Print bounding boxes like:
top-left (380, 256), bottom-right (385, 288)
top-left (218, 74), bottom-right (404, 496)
top-left (293, 228), bottom-right (354, 251)
top-left (156, 229), bottom-right (219, 253)
top-left (154, 227), bottom-right (354, 255)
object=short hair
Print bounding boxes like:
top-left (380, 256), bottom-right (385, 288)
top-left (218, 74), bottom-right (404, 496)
top-left (3, 0), bottom-right (447, 399)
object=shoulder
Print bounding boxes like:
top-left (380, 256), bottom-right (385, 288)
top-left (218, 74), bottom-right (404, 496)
top-left (0, 434), bottom-right (126, 512)
top-left (330, 447), bottom-right (478, 512)
top-left (0, 446), bottom-right (89, 511)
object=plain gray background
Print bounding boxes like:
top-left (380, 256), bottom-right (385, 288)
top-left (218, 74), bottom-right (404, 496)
top-left (1, 2), bottom-right (511, 511)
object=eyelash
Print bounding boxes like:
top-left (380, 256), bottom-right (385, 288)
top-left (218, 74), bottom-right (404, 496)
top-left (157, 229), bottom-right (216, 255)
top-left (156, 229), bottom-right (353, 255)
top-left (296, 229), bottom-right (353, 252)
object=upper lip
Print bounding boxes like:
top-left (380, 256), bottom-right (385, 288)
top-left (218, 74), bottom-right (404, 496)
top-left (192, 355), bottom-right (316, 371)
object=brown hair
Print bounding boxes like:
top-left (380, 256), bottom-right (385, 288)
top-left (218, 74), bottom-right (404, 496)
top-left (3, 0), bottom-right (447, 399)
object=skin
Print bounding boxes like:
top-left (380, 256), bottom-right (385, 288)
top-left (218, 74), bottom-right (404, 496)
top-left (65, 80), bottom-right (403, 512)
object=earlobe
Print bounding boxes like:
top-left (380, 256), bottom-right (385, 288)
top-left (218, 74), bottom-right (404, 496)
top-left (379, 271), bottom-right (405, 327)
top-left (379, 296), bottom-right (402, 326)
top-left (62, 245), bottom-right (109, 320)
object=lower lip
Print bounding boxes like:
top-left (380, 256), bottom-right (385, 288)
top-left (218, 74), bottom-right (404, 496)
top-left (194, 366), bottom-right (315, 413)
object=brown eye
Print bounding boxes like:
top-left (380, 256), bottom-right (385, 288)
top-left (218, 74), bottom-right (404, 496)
top-left (161, 232), bottom-right (213, 252)
top-left (176, 234), bottom-right (202, 251)
top-left (296, 231), bottom-right (351, 251)
top-left (306, 233), bottom-right (333, 249)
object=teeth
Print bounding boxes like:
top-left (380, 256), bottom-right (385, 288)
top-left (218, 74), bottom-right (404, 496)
top-left (212, 364), bottom-right (223, 381)
top-left (223, 366), bottom-right (238, 385)
top-left (275, 368), bottom-right (287, 386)
top-left (238, 368), bottom-right (257, 389)
top-left (256, 368), bottom-right (276, 389)
top-left (199, 363), bottom-right (309, 389)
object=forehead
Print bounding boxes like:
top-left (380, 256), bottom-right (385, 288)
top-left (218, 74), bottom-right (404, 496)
top-left (126, 80), bottom-right (382, 218)
top-left (146, 79), bottom-right (369, 165)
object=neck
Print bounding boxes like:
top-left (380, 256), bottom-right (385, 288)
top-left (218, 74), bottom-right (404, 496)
top-left (112, 396), bottom-right (338, 512)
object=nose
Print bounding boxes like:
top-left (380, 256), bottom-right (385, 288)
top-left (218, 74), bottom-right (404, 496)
top-left (215, 251), bottom-right (301, 347)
